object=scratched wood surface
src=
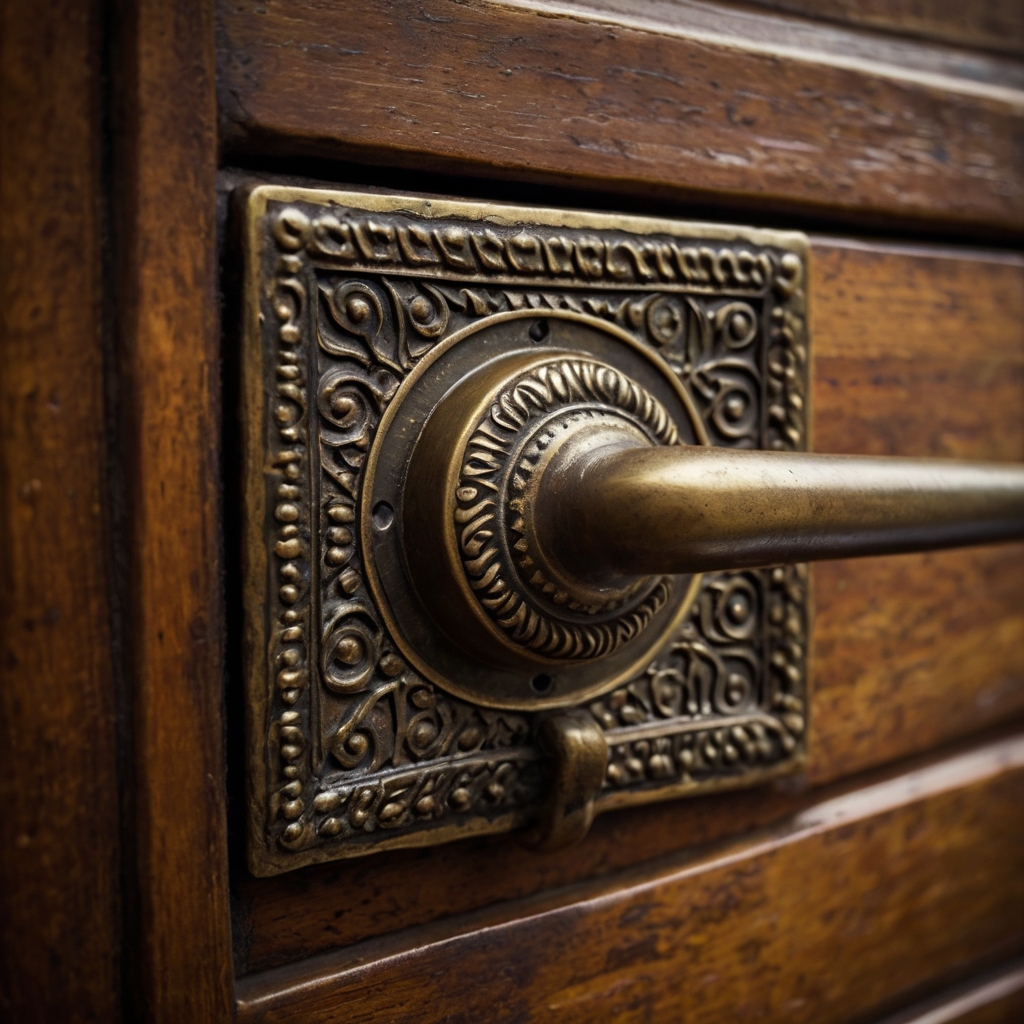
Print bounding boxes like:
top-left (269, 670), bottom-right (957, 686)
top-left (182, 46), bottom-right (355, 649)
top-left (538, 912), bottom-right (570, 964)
top-left (738, 0), bottom-right (1024, 56)
top-left (0, 1), bottom-right (124, 1020)
top-left (215, 0), bottom-right (1024, 236)
top-left (235, 730), bottom-right (1024, 1023)
top-left (230, 238), bottom-right (1024, 974)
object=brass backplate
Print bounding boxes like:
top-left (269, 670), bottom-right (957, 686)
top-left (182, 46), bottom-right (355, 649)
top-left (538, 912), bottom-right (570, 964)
top-left (240, 185), bottom-right (810, 875)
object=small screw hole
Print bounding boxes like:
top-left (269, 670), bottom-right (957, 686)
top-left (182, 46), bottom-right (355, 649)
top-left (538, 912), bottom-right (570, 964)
top-left (528, 319), bottom-right (550, 343)
top-left (530, 673), bottom-right (554, 695)
top-left (372, 501), bottom-right (395, 531)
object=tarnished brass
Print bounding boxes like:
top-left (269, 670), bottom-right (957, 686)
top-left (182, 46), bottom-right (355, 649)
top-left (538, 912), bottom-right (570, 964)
top-left (536, 443), bottom-right (1024, 577)
top-left (524, 711), bottom-right (608, 852)
top-left (240, 184), bottom-right (811, 875)
top-left (382, 339), bottom-right (702, 709)
top-left (403, 352), bottom-right (682, 673)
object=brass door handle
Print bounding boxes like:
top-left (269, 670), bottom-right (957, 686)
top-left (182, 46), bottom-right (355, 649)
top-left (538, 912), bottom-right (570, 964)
top-left (241, 187), bottom-right (1023, 872)
top-left (531, 445), bottom-right (1024, 577)
top-left (397, 352), bottom-right (1024, 690)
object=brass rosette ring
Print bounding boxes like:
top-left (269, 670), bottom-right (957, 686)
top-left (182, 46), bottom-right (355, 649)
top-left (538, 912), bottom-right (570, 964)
top-left (362, 312), bottom-right (705, 709)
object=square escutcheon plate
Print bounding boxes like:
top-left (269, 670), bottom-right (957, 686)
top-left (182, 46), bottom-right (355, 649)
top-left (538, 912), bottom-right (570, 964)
top-left (239, 185), bottom-right (809, 876)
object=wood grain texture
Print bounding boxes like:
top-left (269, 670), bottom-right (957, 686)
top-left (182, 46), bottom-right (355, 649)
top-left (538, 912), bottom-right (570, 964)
top-left (215, 0), bottom-right (1024, 234)
top-left (235, 731), bottom-right (1024, 1023)
top-left (232, 238), bottom-right (1024, 974)
top-left (810, 242), bottom-right (1024, 462)
top-left (0, 1), bottom-right (123, 1020)
top-left (112, 0), bottom-right (234, 1019)
top-left (506, 0), bottom-right (1024, 86)
top-left (739, 0), bottom-right (1024, 57)
top-left (877, 958), bottom-right (1024, 1024)
top-left (810, 547), bottom-right (1024, 785)
top-left (809, 241), bottom-right (1024, 784)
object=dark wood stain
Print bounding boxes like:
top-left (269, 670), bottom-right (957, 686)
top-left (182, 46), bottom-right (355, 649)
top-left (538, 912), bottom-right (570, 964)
top-left (111, 0), bottom-right (235, 1018)
top-left (0, 2), bottom-right (124, 1020)
top-left (215, 0), bottom-right (1024, 233)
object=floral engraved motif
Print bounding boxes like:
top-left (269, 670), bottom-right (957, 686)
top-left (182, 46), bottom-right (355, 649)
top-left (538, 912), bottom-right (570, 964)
top-left (455, 358), bottom-right (678, 660)
top-left (592, 568), bottom-right (807, 793)
top-left (249, 194), bottom-right (809, 870)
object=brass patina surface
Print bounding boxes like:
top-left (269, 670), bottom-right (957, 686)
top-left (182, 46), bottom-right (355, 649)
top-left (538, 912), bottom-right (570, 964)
top-left (539, 444), bottom-right (1024, 576)
top-left (523, 711), bottom-right (609, 852)
top-left (373, 337), bottom-right (702, 709)
top-left (240, 185), bottom-right (811, 875)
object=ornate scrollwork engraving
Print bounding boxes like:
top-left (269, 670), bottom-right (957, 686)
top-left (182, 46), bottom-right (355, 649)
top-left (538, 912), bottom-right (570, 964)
top-left (592, 567), bottom-right (806, 794)
top-left (454, 357), bottom-right (679, 661)
top-left (244, 188), bottom-right (809, 874)
top-left (272, 205), bottom-right (778, 290)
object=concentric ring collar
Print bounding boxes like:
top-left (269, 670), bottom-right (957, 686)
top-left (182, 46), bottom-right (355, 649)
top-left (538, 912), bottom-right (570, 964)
top-left (361, 313), bottom-right (704, 710)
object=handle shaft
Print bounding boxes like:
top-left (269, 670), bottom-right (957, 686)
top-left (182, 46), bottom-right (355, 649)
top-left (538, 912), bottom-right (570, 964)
top-left (548, 446), bottom-right (1024, 575)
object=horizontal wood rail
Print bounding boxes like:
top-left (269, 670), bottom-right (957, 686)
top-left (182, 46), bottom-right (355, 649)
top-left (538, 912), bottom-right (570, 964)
top-left (216, 0), bottom-right (1024, 233)
top-left (875, 956), bottom-right (1024, 1024)
top-left (236, 730), bottom-right (1024, 1024)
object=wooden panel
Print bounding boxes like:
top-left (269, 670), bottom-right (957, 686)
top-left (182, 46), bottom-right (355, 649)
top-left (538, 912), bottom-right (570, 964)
top-left (0, 1), bottom-right (123, 1020)
top-left (809, 240), bottom-right (1024, 784)
top-left (876, 958), bottom-right (1024, 1024)
top-left (235, 731), bottom-right (1024, 1023)
top-left (811, 547), bottom-right (1024, 785)
top-left (739, 0), bottom-right (1024, 57)
top-left (811, 242), bottom-right (1024, 463)
top-left (231, 238), bottom-right (1024, 975)
top-left (112, 0), bottom-right (234, 1019)
top-left (215, 0), bottom-right (1024, 234)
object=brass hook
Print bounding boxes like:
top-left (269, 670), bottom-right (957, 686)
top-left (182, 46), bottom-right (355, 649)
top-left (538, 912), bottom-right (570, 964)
top-left (524, 710), bottom-right (608, 851)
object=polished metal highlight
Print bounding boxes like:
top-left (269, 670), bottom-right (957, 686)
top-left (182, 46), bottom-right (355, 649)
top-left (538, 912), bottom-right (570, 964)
top-left (240, 184), bottom-right (811, 875)
top-left (523, 711), bottom-right (609, 852)
top-left (386, 343), bottom-right (701, 708)
top-left (542, 446), bottom-right (1024, 576)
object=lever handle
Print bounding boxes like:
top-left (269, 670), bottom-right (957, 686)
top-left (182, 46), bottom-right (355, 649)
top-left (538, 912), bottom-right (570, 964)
top-left (539, 445), bottom-right (1024, 577)
top-left (398, 351), bottom-right (1024, 684)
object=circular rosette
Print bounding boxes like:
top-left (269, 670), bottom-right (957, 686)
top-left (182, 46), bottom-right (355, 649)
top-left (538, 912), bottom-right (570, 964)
top-left (714, 301), bottom-right (758, 350)
top-left (362, 311), bottom-right (705, 709)
top-left (644, 296), bottom-right (687, 348)
top-left (693, 362), bottom-right (759, 444)
top-left (453, 357), bottom-right (681, 662)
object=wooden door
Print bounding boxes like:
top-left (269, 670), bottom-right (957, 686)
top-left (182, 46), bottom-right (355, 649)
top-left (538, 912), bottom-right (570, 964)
top-left (3, 1), bottom-right (1023, 1021)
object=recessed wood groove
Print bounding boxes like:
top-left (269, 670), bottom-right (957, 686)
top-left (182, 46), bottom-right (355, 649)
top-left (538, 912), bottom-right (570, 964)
top-left (235, 728), bottom-right (1024, 1023)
